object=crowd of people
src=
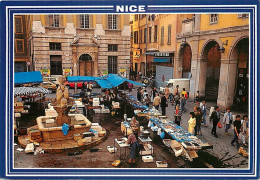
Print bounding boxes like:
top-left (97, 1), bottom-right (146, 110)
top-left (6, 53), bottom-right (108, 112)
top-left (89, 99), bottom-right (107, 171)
top-left (134, 84), bottom-right (249, 151)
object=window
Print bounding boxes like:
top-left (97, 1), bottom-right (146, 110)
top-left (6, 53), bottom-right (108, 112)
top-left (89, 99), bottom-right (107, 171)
top-left (149, 27), bottom-right (152, 43)
top-left (49, 42), bottom-right (61, 51)
top-left (108, 15), bottom-right (117, 29)
top-left (154, 25), bottom-right (158, 42)
top-left (49, 14), bottom-right (60, 27)
top-left (134, 31), bottom-right (138, 44)
top-left (108, 44), bottom-right (118, 51)
top-left (80, 14), bottom-right (90, 28)
top-left (135, 14), bottom-right (138, 21)
top-left (238, 14), bottom-right (249, 18)
top-left (15, 16), bottom-right (23, 33)
top-left (16, 39), bottom-right (24, 53)
top-left (50, 55), bottom-right (62, 75)
top-left (160, 26), bottom-right (164, 45)
top-left (167, 25), bottom-right (171, 45)
top-left (144, 28), bottom-right (147, 43)
top-left (108, 56), bottom-right (117, 74)
top-left (139, 29), bottom-right (142, 43)
top-left (210, 14), bottom-right (218, 24)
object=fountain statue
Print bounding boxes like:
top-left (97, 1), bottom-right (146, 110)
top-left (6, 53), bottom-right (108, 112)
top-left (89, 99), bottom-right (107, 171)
top-left (51, 76), bottom-right (74, 126)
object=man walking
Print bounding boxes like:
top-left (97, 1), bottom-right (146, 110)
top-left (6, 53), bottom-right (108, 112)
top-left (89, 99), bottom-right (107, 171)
top-left (200, 100), bottom-right (207, 127)
top-left (160, 93), bottom-right (167, 116)
top-left (231, 115), bottom-right (242, 149)
top-left (137, 88), bottom-right (142, 102)
top-left (211, 106), bottom-right (220, 138)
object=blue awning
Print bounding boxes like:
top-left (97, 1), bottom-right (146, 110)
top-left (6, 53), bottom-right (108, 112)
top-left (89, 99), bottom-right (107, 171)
top-left (67, 76), bottom-right (97, 82)
top-left (96, 74), bottom-right (145, 89)
top-left (154, 58), bottom-right (171, 63)
top-left (15, 71), bottom-right (43, 84)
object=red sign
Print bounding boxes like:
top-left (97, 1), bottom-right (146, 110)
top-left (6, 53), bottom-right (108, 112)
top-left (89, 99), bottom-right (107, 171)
top-left (26, 61), bottom-right (30, 66)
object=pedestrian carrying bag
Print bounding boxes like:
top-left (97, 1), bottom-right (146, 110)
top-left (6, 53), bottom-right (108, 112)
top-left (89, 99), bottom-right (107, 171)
top-left (217, 122), bottom-right (222, 128)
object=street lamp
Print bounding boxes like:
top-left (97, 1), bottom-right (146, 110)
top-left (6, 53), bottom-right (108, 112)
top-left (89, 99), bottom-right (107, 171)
top-left (219, 40), bottom-right (228, 53)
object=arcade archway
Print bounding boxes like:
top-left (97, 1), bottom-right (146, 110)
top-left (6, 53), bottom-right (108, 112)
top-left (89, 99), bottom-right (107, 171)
top-left (180, 44), bottom-right (192, 78)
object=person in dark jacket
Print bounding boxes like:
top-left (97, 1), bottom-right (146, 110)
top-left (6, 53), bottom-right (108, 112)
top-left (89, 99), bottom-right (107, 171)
top-left (160, 93), bottom-right (167, 115)
top-left (211, 106), bottom-right (220, 138)
top-left (137, 88), bottom-right (142, 102)
top-left (194, 106), bottom-right (202, 136)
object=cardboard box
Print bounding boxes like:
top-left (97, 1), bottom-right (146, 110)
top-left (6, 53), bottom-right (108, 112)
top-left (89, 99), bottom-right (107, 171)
top-left (142, 155), bottom-right (153, 162)
top-left (156, 161), bottom-right (168, 168)
top-left (107, 146), bottom-right (117, 153)
top-left (25, 143), bottom-right (34, 153)
top-left (140, 144), bottom-right (153, 156)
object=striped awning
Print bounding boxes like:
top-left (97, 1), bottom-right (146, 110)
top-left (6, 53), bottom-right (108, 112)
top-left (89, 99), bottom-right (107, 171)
top-left (14, 86), bottom-right (51, 96)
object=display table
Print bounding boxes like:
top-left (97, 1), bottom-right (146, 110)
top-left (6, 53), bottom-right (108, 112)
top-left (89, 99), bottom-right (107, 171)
top-left (114, 137), bottom-right (130, 160)
top-left (138, 137), bottom-right (153, 156)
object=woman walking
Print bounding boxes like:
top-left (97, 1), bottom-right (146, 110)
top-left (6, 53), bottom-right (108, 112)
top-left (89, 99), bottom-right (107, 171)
top-left (223, 107), bottom-right (233, 135)
top-left (188, 112), bottom-right (196, 134)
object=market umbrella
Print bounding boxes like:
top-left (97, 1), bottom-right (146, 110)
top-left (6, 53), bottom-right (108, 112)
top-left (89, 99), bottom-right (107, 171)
top-left (15, 71), bottom-right (43, 84)
top-left (14, 86), bottom-right (51, 96)
top-left (67, 76), bottom-right (97, 82)
top-left (95, 74), bottom-right (145, 89)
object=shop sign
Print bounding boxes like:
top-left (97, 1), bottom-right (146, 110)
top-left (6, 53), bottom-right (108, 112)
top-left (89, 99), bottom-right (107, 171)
top-left (155, 52), bottom-right (170, 57)
top-left (119, 68), bottom-right (127, 77)
top-left (103, 71), bottom-right (108, 76)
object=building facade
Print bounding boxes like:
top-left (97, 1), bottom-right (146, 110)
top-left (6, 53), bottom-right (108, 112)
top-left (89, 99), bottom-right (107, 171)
top-left (14, 15), bottom-right (30, 72)
top-left (131, 14), bottom-right (178, 87)
top-left (175, 14), bottom-right (249, 109)
top-left (26, 14), bottom-right (130, 77)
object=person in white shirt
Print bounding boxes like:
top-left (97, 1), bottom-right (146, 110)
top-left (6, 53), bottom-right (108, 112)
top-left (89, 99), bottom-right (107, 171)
top-left (223, 107), bottom-right (233, 135)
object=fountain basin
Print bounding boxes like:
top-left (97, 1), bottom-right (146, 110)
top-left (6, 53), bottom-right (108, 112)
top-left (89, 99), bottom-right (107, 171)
top-left (36, 114), bottom-right (91, 142)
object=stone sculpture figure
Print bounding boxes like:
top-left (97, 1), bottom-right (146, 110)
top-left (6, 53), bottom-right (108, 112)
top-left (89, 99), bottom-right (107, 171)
top-left (52, 76), bottom-right (74, 126)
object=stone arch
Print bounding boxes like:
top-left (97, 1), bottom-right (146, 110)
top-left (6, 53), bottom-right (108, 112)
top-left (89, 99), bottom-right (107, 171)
top-left (229, 37), bottom-right (249, 110)
top-left (178, 43), bottom-right (192, 78)
top-left (199, 40), bottom-right (221, 101)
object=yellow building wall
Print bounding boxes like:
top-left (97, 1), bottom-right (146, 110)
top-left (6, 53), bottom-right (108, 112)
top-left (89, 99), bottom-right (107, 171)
top-left (200, 14), bottom-right (249, 31)
top-left (158, 14), bottom-right (177, 52)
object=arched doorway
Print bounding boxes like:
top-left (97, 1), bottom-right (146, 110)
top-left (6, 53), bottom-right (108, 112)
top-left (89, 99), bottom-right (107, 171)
top-left (79, 54), bottom-right (93, 76)
top-left (181, 44), bottom-right (192, 78)
top-left (230, 38), bottom-right (249, 110)
top-left (202, 41), bottom-right (221, 101)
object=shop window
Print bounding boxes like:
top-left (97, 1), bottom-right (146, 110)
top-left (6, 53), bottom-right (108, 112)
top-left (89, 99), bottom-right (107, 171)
top-left (139, 29), bottom-right (142, 43)
top-left (16, 39), bottom-right (24, 53)
top-left (149, 27), bottom-right (152, 43)
top-left (167, 25), bottom-right (171, 45)
top-left (108, 56), bottom-right (117, 74)
top-left (135, 14), bottom-right (138, 21)
top-left (108, 44), bottom-right (118, 52)
top-left (210, 14), bottom-right (218, 24)
top-left (80, 14), bottom-right (90, 28)
top-left (50, 55), bottom-right (62, 75)
top-left (49, 14), bottom-right (60, 27)
top-left (154, 25), bottom-right (158, 42)
top-left (15, 16), bottom-right (23, 34)
top-left (134, 31), bottom-right (138, 44)
top-left (160, 26), bottom-right (164, 45)
top-left (49, 42), bottom-right (61, 51)
top-left (108, 15), bottom-right (117, 29)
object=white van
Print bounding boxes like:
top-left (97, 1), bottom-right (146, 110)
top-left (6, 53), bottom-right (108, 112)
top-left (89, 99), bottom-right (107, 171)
top-left (160, 78), bottom-right (190, 94)
top-left (43, 76), bottom-right (60, 86)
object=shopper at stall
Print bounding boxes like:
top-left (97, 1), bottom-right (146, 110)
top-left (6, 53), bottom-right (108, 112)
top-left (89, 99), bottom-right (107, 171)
top-left (241, 115), bottom-right (249, 147)
top-left (181, 88), bottom-right (188, 99)
top-left (188, 112), bottom-right (196, 134)
top-left (137, 88), bottom-right (142, 102)
top-left (211, 106), bottom-right (220, 138)
top-left (128, 82), bottom-right (133, 92)
top-left (79, 88), bottom-right (86, 98)
top-left (82, 96), bottom-right (89, 104)
top-left (174, 85), bottom-right (180, 105)
top-left (231, 115), bottom-right (242, 149)
top-left (223, 107), bottom-right (233, 135)
top-left (194, 106), bottom-right (202, 136)
top-left (160, 93), bottom-right (167, 115)
top-left (151, 87), bottom-right (158, 103)
top-left (174, 105), bottom-right (182, 126)
top-left (153, 93), bottom-right (161, 110)
top-left (126, 131), bottom-right (139, 164)
top-left (200, 100), bottom-right (207, 127)
top-left (130, 116), bottom-right (140, 139)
